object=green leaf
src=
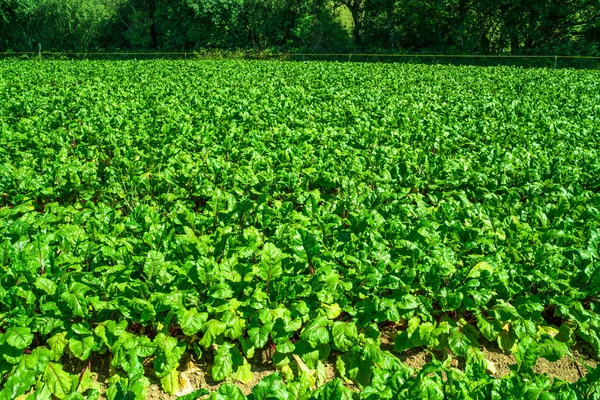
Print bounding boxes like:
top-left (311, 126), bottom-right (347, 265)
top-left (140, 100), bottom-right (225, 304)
top-left (222, 311), bottom-right (246, 340)
top-left (249, 373), bottom-right (288, 400)
top-left (199, 319), bottom-right (227, 349)
top-left (34, 276), bottom-right (57, 295)
top-left (323, 303), bottom-right (342, 320)
top-left (336, 353), bottom-right (372, 388)
top-left (467, 261), bottom-right (494, 279)
top-left (5, 327), bottom-right (34, 350)
top-left (64, 393), bottom-right (86, 400)
top-left (106, 379), bottom-right (127, 400)
top-left (311, 378), bottom-right (354, 400)
top-left (476, 314), bottom-right (499, 341)
top-left (300, 317), bottom-right (330, 346)
top-left (498, 330), bottom-right (517, 354)
top-left (232, 362), bottom-right (253, 384)
top-left (134, 336), bottom-right (157, 358)
top-left (61, 293), bottom-right (88, 318)
top-left (0, 369), bottom-right (36, 400)
top-left (538, 336), bottom-right (569, 362)
top-left (249, 323), bottom-right (273, 349)
top-left (332, 321), bottom-right (358, 352)
top-left (397, 295), bottom-right (420, 310)
top-left (418, 323), bottom-right (437, 347)
top-left (291, 229), bottom-right (319, 268)
top-left (448, 330), bottom-right (470, 357)
top-left (130, 375), bottom-right (150, 399)
top-left (48, 332), bottom-right (68, 361)
top-left (160, 369), bottom-right (180, 395)
top-left (77, 369), bottom-right (102, 394)
top-left (69, 336), bottom-right (94, 361)
top-left (213, 383), bottom-right (245, 400)
top-left (259, 243), bottom-right (285, 282)
top-left (23, 347), bottom-right (53, 374)
top-left (179, 308), bottom-right (208, 336)
top-left (524, 388), bottom-right (556, 400)
top-left (276, 342), bottom-right (295, 354)
top-left (153, 333), bottom-right (186, 378)
top-left (212, 343), bottom-right (235, 382)
top-left (588, 231), bottom-right (600, 259)
top-left (515, 336), bottom-right (540, 372)
top-left (43, 362), bottom-right (73, 399)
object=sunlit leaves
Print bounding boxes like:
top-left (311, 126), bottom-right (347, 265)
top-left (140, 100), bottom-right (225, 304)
top-left (249, 323), bottom-right (273, 349)
top-left (1, 60), bottom-right (600, 398)
top-left (300, 317), bottom-right (330, 346)
top-left (43, 363), bottom-right (73, 400)
top-left (212, 342), bottom-right (235, 382)
top-left (153, 333), bottom-right (186, 378)
top-left (249, 373), bottom-right (289, 400)
top-left (199, 320), bottom-right (227, 349)
top-left (332, 321), bottom-right (358, 351)
top-left (5, 327), bottom-right (34, 350)
top-left (258, 243), bottom-right (285, 289)
top-left (178, 308), bottom-right (208, 336)
top-left (68, 336), bottom-right (94, 361)
top-left (291, 229), bottom-right (319, 274)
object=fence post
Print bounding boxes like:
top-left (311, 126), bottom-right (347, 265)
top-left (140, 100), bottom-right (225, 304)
top-left (38, 43), bottom-right (41, 58)
top-left (554, 56), bottom-right (557, 68)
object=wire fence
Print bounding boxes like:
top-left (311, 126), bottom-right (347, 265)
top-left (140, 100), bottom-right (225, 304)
top-left (2, 51), bottom-right (600, 68)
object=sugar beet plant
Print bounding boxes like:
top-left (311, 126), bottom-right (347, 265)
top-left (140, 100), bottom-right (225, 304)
top-left (1, 59), bottom-right (600, 399)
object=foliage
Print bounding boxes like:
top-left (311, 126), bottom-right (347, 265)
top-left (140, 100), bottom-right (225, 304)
top-left (0, 0), bottom-right (598, 53)
top-left (1, 60), bottom-right (600, 398)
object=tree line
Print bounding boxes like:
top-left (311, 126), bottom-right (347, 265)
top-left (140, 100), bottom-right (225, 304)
top-left (1, 0), bottom-right (599, 54)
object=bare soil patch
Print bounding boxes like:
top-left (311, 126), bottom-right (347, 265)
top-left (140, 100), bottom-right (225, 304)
top-left (63, 337), bottom-right (598, 399)
top-left (482, 344), bottom-right (597, 383)
top-left (146, 362), bottom-right (278, 399)
top-left (381, 329), bottom-right (598, 384)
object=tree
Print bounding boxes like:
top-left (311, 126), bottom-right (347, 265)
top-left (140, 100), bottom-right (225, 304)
top-left (336, 0), bottom-right (365, 45)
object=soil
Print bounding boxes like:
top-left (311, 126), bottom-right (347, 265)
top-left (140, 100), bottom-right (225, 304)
top-left (482, 344), bottom-right (597, 383)
top-left (67, 336), bottom-right (598, 399)
top-left (381, 329), bottom-right (597, 384)
top-left (144, 359), bottom-right (337, 400)
top-left (481, 345), bottom-right (516, 378)
top-left (145, 362), bottom-right (280, 399)
top-left (399, 348), bottom-right (431, 369)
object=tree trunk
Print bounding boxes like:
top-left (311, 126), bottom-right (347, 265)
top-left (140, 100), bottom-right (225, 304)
top-left (148, 0), bottom-right (158, 49)
top-left (346, 0), bottom-right (364, 46)
top-left (457, 0), bottom-right (469, 49)
top-left (351, 7), bottom-right (361, 45)
top-left (387, 0), bottom-right (394, 48)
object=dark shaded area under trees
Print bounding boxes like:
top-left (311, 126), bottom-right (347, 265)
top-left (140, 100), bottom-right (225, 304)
top-left (0, 0), bottom-right (599, 55)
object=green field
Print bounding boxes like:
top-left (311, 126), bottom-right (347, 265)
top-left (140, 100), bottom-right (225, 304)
top-left (1, 60), bottom-right (600, 399)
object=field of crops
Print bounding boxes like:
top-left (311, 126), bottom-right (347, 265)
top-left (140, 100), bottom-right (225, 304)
top-left (1, 59), bottom-right (600, 399)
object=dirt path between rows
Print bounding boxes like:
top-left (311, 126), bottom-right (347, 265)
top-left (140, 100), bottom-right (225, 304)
top-left (77, 341), bottom-right (598, 400)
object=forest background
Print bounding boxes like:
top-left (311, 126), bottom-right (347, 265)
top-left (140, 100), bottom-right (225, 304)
top-left (1, 0), bottom-right (599, 55)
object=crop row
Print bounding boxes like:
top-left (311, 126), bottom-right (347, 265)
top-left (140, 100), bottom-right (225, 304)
top-left (1, 60), bottom-right (600, 399)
